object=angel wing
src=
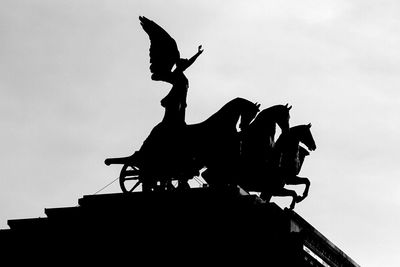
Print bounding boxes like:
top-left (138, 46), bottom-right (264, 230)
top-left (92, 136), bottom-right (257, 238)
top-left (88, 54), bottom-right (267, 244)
top-left (139, 16), bottom-right (180, 83)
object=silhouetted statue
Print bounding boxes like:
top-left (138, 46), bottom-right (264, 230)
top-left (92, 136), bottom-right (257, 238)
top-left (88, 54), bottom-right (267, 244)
top-left (105, 97), bottom-right (260, 192)
top-left (139, 97), bottom-right (259, 190)
top-left (240, 123), bottom-right (316, 210)
top-left (268, 124), bottom-right (316, 209)
top-left (240, 104), bottom-right (292, 167)
top-left (139, 16), bottom-right (203, 125)
top-left (132, 16), bottom-right (204, 190)
top-left (187, 98), bottom-right (260, 188)
top-left (237, 104), bottom-right (289, 192)
top-left (104, 16), bottom-right (317, 202)
top-left (238, 104), bottom-right (291, 190)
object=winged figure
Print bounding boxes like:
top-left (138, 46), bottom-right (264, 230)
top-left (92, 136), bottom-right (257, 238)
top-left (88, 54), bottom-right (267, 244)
top-left (139, 16), bottom-right (203, 124)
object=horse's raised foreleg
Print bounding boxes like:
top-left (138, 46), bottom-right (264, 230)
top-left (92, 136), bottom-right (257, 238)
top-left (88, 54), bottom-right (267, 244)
top-left (285, 176), bottom-right (310, 203)
top-left (272, 188), bottom-right (299, 210)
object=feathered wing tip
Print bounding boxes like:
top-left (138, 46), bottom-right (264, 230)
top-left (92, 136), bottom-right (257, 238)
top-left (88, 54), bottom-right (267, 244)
top-left (139, 16), bottom-right (152, 31)
top-left (138, 16), bottom-right (180, 83)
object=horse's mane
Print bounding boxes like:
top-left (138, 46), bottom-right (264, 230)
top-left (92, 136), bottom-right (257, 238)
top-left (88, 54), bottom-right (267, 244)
top-left (275, 124), bottom-right (310, 150)
top-left (246, 105), bottom-right (285, 133)
top-left (203, 97), bottom-right (253, 124)
top-left (186, 97), bottom-right (254, 135)
top-left (287, 125), bottom-right (310, 140)
top-left (289, 124), bottom-right (308, 132)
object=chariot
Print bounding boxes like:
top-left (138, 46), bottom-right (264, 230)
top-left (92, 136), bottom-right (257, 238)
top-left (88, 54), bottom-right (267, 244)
top-left (104, 151), bottom-right (193, 193)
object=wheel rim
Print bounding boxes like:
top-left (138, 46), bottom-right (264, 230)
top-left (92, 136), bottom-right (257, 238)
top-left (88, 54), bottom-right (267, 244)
top-left (119, 164), bottom-right (141, 193)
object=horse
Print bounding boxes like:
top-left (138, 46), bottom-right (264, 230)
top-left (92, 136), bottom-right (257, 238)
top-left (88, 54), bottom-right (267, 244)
top-left (240, 104), bottom-right (292, 167)
top-left (109, 97), bottom-right (260, 191)
top-left (238, 104), bottom-right (292, 190)
top-left (186, 97), bottom-right (260, 188)
top-left (249, 124), bottom-right (316, 210)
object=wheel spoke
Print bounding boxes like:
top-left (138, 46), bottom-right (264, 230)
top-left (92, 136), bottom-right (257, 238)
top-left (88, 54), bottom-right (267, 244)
top-left (123, 170), bottom-right (139, 176)
top-left (119, 163), bottom-right (141, 193)
top-left (129, 180), bottom-right (142, 192)
top-left (124, 177), bottom-right (139, 181)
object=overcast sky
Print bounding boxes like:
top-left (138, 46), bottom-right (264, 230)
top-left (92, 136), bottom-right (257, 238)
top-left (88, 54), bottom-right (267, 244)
top-left (1, 1), bottom-right (399, 266)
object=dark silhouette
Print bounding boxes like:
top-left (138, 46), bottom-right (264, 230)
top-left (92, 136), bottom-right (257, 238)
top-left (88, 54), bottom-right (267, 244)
top-left (139, 16), bottom-right (203, 125)
top-left (105, 97), bottom-right (260, 192)
top-left (269, 124), bottom-right (316, 209)
top-left (2, 14), bottom-right (358, 267)
top-left (103, 16), bottom-right (317, 211)
top-left (187, 97), bottom-right (260, 188)
top-left (240, 104), bottom-right (292, 169)
top-left (238, 104), bottom-right (292, 193)
top-left (108, 16), bottom-right (204, 192)
top-left (239, 123), bottom-right (316, 210)
top-left (1, 188), bottom-right (360, 267)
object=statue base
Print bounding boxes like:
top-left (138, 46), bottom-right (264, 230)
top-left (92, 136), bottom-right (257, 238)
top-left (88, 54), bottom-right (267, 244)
top-left (1, 187), bottom-right (359, 266)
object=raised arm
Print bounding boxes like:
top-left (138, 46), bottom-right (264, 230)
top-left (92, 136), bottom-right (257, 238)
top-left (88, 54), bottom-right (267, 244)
top-left (188, 45), bottom-right (204, 65)
top-left (179, 45), bottom-right (204, 72)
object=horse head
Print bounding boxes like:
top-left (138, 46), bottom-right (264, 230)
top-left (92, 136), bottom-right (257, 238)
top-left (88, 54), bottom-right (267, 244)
top-left (239, 101), bottom-right (260, 131)
top-left (292, 123), bottom-right (316, 152)
top-left (276, 104), bottom-right (291, 133)
top-left (252, 103), bottom-right (291, 133)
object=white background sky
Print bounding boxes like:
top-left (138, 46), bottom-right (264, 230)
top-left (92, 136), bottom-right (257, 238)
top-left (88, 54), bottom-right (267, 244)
top-left (1, 1), bottom-right (399, 266)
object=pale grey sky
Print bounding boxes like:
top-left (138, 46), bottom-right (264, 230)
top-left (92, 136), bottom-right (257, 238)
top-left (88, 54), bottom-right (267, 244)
top-left (1, 1), bottom-right (399, 266)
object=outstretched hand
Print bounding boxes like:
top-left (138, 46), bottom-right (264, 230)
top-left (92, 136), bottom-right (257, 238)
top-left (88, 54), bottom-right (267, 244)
top-left (198, 45), bottom-right (204, 54)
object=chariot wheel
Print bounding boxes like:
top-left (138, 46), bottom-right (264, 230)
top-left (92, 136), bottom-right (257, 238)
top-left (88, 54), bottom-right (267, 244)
top-left (119, 164), bottom-right (141, 193)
